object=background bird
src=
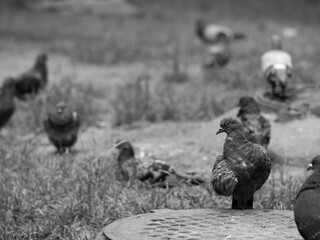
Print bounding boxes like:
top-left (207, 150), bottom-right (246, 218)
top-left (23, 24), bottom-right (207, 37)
top-left (195, 20), bottom-right (245, 69)
top-left (0, 78), bottom-right (17, 130)
top-left (294, 155), bottom-right (320, 240)
top-left (211, 117), bottom-right (271, 209)
top-left (261, 35), bottom-right (292, 99)
top-left (113, 139), bottom-right (205, 186)
top-left (43, 101), bottom-right (80, 154)
top-left (195, 19), bottom-right (246, 45)
top-left (15, 53), bottom-right (48, 100)
top-left (237, 96), bottom-right (271, 148)
top-left (203, 44), bottom-right (231, 69)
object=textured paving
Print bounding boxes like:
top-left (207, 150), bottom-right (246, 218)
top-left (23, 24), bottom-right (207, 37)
top-left (100, 209), bottom-right (302, 240)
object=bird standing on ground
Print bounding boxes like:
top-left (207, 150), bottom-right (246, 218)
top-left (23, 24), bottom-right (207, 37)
top-left (261, 35), bottom-right (292, 99)
top-left (0, 78), bottom-right (16, 129)
top-left (294, 155), bottom-right (320, 240)
top-left (237, 96), bottom-right (271, 148)
top-left (211, 117), bottom-right (271, 209)
top-left (113, 139), bottom-right (205, 186)
top-left (195, 19), bottom-right (246, 69)
top-left (43, 101), bottom-right (80, 154)
top-left (15, 53), bottom-right (48, 100)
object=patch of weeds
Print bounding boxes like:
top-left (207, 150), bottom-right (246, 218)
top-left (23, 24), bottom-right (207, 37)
top-left (10, 76), bottom-right (104, 134)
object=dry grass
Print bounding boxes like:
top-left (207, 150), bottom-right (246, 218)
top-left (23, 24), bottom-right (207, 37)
top-left (0, 142), bottom-right (304, 239)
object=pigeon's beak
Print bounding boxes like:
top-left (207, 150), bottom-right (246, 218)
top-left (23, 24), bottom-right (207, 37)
top-left (216, 128), bottom-right (224, 135)
top-left (307, 163), bottom-right (314, 171)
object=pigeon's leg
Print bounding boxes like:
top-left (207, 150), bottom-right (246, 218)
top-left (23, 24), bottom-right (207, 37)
top-left (232, 194), bottom-right (254, 210)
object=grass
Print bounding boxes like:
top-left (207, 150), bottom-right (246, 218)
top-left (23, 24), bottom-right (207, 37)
top-left (0, 139), bottom-right (304, 239)
top-left (9, 75), bottom-right (105, 135)
top-left (0, 0), bottom-right (318, 239)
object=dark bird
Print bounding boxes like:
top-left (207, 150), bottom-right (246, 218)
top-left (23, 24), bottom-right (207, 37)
top-left (237, 96), bottom-right (271, 148)
top-left (113, 139), bottom-right (205, 186)
top-left (15, 53), bottom-right (48, 100)
top-left (43, 101), bottom-right (80, 154)
top-left (261, 35), bottom-right (292, 99)
top-left (0, 78), bottom-right (16, 129)
top-left (195, 19), bottom-right (246, 45)
top-left (294, 155), bottom-right (320, 240)
top-left (211, 117), bottom-right (271, 209)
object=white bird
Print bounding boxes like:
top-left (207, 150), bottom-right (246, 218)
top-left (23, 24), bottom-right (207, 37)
top-left (261, 35), bottom-right (292, 99)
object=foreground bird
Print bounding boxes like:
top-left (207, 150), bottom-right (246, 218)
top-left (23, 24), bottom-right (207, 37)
top-left (261, 35), bottom-right (292, 99)
top-left (43, 102), bottom-right (80, 154)
top-left (113, 139), bottom-right (205, 186)
top-left (211, 117), bottom-right (271, 209)
top-left (195, 19), bottom-right (246, 45)
top-left (294, 155), bottom-right (320, 240)
top-left (15, 53), bottom-right (48, 100)
top-left (237, 96), bottom-right (271, 148)
top-left (0, 78), bottom-right (17, 129)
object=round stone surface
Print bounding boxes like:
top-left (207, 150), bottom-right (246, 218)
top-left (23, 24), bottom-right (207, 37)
top-left (255, 84), bottom-right (320, 120)
top-left (103, 208), bottom-right (302, 240)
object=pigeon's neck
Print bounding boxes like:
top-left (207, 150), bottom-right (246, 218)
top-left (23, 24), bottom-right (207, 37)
top-left (223, 130), bottom-right (248, 151)
top-left (297, 171), bottom-right (320, 195)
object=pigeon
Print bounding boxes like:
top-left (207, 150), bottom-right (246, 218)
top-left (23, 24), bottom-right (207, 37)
top-left (211, 117), bottom-right (271, 209)
top-left (237, 96), bottom-right (271, 148)
top-left (261, 35), bottom-right (292, 99)
top-left (294, 155), bottom-right (320, 240)
top-left (195, 19), bottom-right (246, 45)
top-left (43, 101), bottom-right (80, 154)
top-left (113, 139), bottom-right (205, 186)
top-left (15, 53), bottom-right (48, 100)
top-left (203, 44), bottom-right (231, 69)
top-left (0, 78), bottom-right (16, 129)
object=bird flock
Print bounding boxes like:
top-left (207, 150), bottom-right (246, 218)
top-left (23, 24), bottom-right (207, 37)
top-left (0, 20), bottom-right (317, 240)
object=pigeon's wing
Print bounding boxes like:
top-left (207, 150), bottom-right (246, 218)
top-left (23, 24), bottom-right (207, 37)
top-left (211, 154), bottom-right (238, 196)
top-left (294, 173), bottom-right (320, 240)
top-left (257, 115), bottom-right (271, 147)
top-left (241, 115), bottom-right (271, 148)
top-left (122, 157), bottom-right (149, 181)
top-left (227, 142), bottom-right (271, 191)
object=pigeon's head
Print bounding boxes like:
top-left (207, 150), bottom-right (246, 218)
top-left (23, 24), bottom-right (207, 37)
top-left (307, 155), bottom-right (320, 171)
top-left (114, 139), bottom-right (135, 160)
top-left (268, 65), bottom-right (292, 84)
top-left (237, 96), bottom-right (260, 115)
top-left (56, 101), bottom-right (67, 114)
top-left (216, 117), bottom-right (243, 135)
top-left (34, 53), bottom-right (48, 69)
top-left (37, 53), bottom-right (48, 62)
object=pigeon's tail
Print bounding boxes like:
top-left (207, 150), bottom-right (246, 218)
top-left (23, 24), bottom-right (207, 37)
top-left (232, 194), bottom-right (253, 210)
top-left (233, 32), bottom-right (246, 41)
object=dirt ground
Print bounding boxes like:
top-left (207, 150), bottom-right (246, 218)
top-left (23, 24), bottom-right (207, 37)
top-left (0, 45), bottom-right (316, 182)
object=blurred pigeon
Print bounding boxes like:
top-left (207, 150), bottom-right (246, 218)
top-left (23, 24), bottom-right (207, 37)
top-left (0, 78), bottom-right (16, 129)
top-left (195, 19), bottom-right (246, 45)
top-left (211, 117), bottom-right (271, 209)
top-left (294, 155), bottom-right (320, 240)
top-left (113, 139), bottom-right (205, 186)
top-left (237, 96), bottom-right (271, 148)
top-left (15, 53), bottom-right (48, 100)
top-left (261, 35), bottom-right (292, 99)
top-left (203, 44), bottom-right (230, 69)
top-left (43, 102), bottom-right (80, 154)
